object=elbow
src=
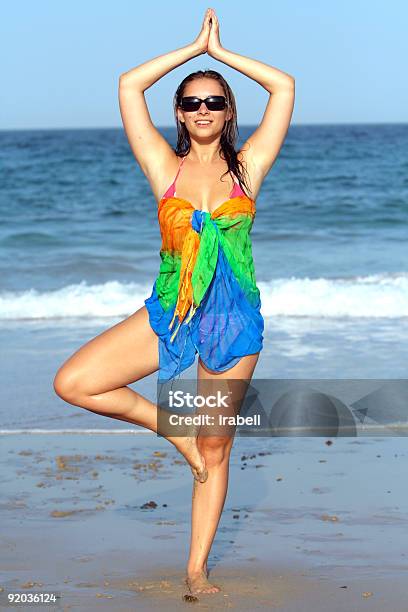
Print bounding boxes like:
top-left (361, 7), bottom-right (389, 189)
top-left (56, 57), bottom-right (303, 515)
top-left (119, 73), bottom-right (129, 88)
top-left (271, 77), bottom-right (295, 96)
top-left (119, 72), bottom-right (136, 89)
top-left (119, 73), bottom-right (144, 94)
top-left (271, 75), bottom-right (295, 94)
top-left (282, 76), bottom-right (295, 94)
top-left (119, 75), bottom-right (133, 96)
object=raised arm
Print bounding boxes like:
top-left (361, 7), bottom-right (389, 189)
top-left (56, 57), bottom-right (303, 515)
top-left (207, 9), bottom-right (295, 198)
top-left (118, 9), bottom-right (212, 201)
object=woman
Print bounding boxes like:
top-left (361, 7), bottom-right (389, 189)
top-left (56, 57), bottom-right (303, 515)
top-left (53, 8), bottom-right (295, 598)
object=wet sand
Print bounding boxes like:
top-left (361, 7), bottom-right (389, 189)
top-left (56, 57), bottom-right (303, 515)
top-left (1, 433), bottom-right (408, 610)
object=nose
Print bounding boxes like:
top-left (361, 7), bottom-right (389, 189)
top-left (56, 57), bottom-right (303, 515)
top-left (197, 102), bottom-right (209, 114)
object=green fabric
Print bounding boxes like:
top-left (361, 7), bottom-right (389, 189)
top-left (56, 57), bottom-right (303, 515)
top-left (155, 250), bottom-right (181, 312)
top-left (155, 212), bottom-right (260, 313)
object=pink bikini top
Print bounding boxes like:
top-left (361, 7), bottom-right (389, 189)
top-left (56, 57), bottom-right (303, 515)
top-left (161, 155), bottom-right (245, 201)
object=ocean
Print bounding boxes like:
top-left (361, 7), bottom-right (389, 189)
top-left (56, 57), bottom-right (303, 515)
top-left (1, 124), bottom-right (407, 429)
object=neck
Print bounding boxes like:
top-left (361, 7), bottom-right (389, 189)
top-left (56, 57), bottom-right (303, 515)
top-left (187, 139), bottom-right (223, 164)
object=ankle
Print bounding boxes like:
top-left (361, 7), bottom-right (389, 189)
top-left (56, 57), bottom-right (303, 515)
top-left (187, 564), bottom-right (206, 577)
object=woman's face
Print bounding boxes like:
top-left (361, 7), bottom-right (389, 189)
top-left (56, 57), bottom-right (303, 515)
top-left (177, 78), bottom-right (232, 139)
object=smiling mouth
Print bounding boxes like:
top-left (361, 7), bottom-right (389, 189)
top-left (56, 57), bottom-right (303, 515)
top-left (195, 120), bottom-right (212, 125)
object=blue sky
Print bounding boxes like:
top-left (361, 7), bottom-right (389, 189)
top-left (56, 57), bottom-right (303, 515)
top-left (2, 0), bottom-right (407, 129)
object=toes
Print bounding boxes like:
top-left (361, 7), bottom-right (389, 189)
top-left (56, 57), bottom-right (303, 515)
top-left (204, 586), bottom-right (219, 593)
top-left (199, 467), bottom-right (208, 483)
top-left (185, 572), bottom-right (220, 596)
top-left (191, 465), bottom-right (208, 483)
top-left (191, 584), bottom-right (220, 594)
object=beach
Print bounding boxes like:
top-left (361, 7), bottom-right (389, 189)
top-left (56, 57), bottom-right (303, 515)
top-left (1, 124), bottom-right (408, 609)
top-left (1, 432), bottom-right (408, 610)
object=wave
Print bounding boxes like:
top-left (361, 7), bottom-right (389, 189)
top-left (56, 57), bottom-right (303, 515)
top-left (0, 274), bottom-right (407, 320)
top-left (260, 272), bottom-right (408, 318)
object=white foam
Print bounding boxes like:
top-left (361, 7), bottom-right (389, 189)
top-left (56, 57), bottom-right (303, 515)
top-left (258, 272), bottom-right (408, 318)
top-left (0, 280), bottom-right (151, 320)
top-left (0, 273), bottom-right (407, 320)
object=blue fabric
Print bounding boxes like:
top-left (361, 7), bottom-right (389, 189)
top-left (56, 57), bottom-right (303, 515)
top-left (144, 244), bottom-right (264, 382)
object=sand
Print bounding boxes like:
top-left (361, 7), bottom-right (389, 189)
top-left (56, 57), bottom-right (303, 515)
top-left (1, 432), bottom-right (408, 610)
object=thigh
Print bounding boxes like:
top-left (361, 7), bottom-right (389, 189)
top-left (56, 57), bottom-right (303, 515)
top-left (196, 353), bottom-right (260, 441)
top-left (55, 305), bottom-right (159, 394)
top-left (197, 353), bottom-right (260, 381)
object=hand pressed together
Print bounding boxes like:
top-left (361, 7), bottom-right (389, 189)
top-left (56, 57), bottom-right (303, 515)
top-left (193, 8), bottom-right (223, 56)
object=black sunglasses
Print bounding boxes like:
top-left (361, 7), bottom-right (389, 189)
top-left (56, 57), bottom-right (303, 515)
top-left (180, 96), bottom-right (227, 112)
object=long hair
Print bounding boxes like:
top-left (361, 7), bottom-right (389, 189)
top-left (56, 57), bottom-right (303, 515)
top-left (173, 69), bottom-right (251, 197)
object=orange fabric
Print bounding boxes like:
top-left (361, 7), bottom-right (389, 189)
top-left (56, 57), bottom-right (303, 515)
top-left (168, 225), bottom-right (200, 332)
top-left (157, 195), bottom-right (256, 342)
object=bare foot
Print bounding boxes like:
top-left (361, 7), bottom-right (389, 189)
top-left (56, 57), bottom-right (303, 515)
top-left (167, 435), bottom-right (208, 483)
top-left (184, 569), bottom-right (221, 595)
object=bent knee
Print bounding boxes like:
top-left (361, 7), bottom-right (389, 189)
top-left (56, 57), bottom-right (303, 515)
top-left (53, 366), bottom-right (85, 404)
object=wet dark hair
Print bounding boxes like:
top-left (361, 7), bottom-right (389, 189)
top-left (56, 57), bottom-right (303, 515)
top-left (173, 69), bottom-right (251, 197)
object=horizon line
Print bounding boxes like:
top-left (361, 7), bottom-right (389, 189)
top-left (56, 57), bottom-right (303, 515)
top-left (1, 121), bottom-right (407, 133)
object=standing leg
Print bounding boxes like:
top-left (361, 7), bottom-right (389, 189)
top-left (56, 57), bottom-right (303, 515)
top-left (185, 353), bottom-right (260, 595)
